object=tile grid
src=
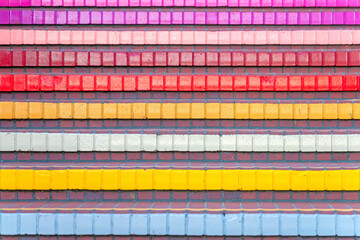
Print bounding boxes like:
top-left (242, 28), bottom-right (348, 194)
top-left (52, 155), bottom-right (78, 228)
top-left (1, 1), bottom-right (360, 237)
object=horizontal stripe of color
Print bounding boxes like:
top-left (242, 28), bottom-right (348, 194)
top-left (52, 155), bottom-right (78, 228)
top-left (2, 29), bottom-right (360, 45)
top-left (0, 162), bottom-right (356, 170)
top-left (0, 190), bottom-right (355, 202)
top-left (0, 101), bottom-right (358, 120)
top-left (2, 0), bottom-right (359, 7)
top-left (1, 211), bottom-right (359, 236)
top-left (1, 49), bottom-right (360, 67)
top-left (0, 74), bottom-right (358, 92)
top-left (1, 200), bottom-right (360, 212)
top-left (1, 9), bottom-right (359, 25)
top-left (3, 152), bottom-right (360, 162)
top-left (0, 169), bottom-right (359, 190)
top-left (1, 132), bottom-right (360, 152)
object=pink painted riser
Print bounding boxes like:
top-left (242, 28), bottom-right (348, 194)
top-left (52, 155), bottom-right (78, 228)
top-left (1, 29), bottom-right (359, 45)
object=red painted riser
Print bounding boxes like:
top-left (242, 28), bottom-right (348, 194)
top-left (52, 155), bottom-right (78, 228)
top-left (0, 74), bottom-right (359, 92)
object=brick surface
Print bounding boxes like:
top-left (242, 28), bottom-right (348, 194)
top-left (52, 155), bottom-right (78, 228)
top-left (3, 151), bottom-right (360, 162)
top-left (0, 190), bottom-right (359, 202)
top-left (3, 49), bottom-right (360, 67)
top-left (2, 3), bottom-right (359, 239)
top-left (3, 90), bottom-right (360, 100)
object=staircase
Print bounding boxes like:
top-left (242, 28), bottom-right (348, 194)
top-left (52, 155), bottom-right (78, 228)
top-left (0, 0), bottom-right (360, 238)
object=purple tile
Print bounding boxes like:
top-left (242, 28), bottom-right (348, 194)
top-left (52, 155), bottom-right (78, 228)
top-left (8, 0), bottom-right (20, 6)
top-left (228, 0), bottom-right (238, 6)
top-left (31, 0), bottom-right (42, 6)
top-left (9, 10), bottom-right (21, 24)
top-left (91, 11), bottom-right (102, 24)
top-left (2, 9), bottom-right (360, 26)
top-left (149, 11), bottom-right (160, 24)
top-left (304, 0), bottom-right (315, 6)
top-left (140, 0), bottom-right (152, 6)
top-left (356, 12), bottom-right (360, 25)
top-left (114, 11), bottom-right (125, 24)
top-left (239, 0), bottom-right (250, 6)
top-left (310, 12), bottom-right (321, 25)
top-left (272, 0), bottom-right (283, 6)
top-left (206, 12), bottom-right (218, 24)
top-left (53, 0), bottom-right (63, 6)
top-left (283, 0), bottom-right (294, 7)
top-left (44, 10), bottom-right (55, 24)
top-left (275, 12), bottom-right (287, 25)
top-left (160, 12), bottom-right (171, 24)
top-left (218, 12), bottom-right (229, 25)
top-left (137, 11), bottom-right (148, 24)
top-left (252, 12), bottom-right (263, 24)
top-left (344, 11), bottom-right (356, 25)
top-left (102, 11), bottom-right (113, 24)
top-left (299, 12), bottom-right (310, 25)
top-left (96, 0), bottom-right (106, 6)
top-left (68, 11), bottom-right (79, 24)
top-left (185, 0), bottom-right (195, 6)
top-left (125, 11), bottom-right (136, 24)
top-left (287, 12), bottom-right (298, 25)
top-left (183, 12), bottom-right (194, 24)
top-left (173, 0), bottom-right (184, 6)
top-left (229, 12), bottom-right (241, 25)
top-left (20, 10), bottom-right (32, 25)
top-left (333, 11), bottom-right (345, 25)
top-left (55, 11), bottom-right (67, 25)
top-left (252, 0), bottom-right (261, 6)
top-left (196, 0), bottom-right (206, 6)
top-left (316, 0), bottom-right (326, 6)
top-left (79, 11), bottom-right (90, 24)
top-left (327, 0), bottom-right (337, 6)
top-left (264, 12), bottom-right (275, 25)
top-left (33, 10), bottom-right (44, 24)
top-left (42, 0), bottom-right (53, 6)
top-left (172, 12), bottom-right (183, 24)
top-left (195, 11), bottom-right (205, 24)
top-left (348, 0), bottom-right (358, 7)
top-left (241, 12), bottom-right (252, 24)
top-left (322, 11), bottom-right (333, 25)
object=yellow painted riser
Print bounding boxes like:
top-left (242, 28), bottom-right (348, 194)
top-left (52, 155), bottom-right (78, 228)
top-left (0, 169), bottom-right (359, 191)
top-left (0, 102), bottom-right (357, 119)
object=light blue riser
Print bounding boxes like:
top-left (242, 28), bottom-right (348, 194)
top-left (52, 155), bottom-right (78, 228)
top-left (0, 212), bottom-right (359, 236)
